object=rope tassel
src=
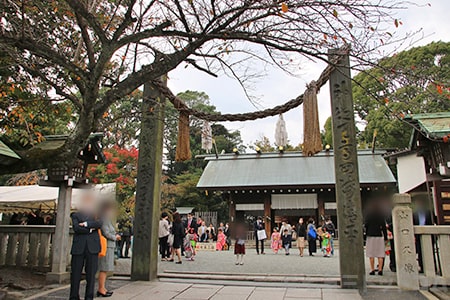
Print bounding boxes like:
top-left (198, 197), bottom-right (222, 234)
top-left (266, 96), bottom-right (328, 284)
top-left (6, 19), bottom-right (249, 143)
top-left (303, 81), bottom-right (322, 156)
top-left (175, 111), bottom-right (192, 161)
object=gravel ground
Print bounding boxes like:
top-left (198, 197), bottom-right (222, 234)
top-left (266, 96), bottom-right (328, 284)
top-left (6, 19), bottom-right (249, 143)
top-left (0, 267), bottom-right (54, 299)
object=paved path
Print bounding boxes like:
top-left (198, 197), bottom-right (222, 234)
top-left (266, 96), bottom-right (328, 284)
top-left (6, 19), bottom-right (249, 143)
top-left (29, 246), bottom-right (427, 300)
top-left (110, 282), bottom-right (364, 300)
top-left (115, 248), bottom-right (397, 285)
top-left (29, 280), bottom-right (428, 300)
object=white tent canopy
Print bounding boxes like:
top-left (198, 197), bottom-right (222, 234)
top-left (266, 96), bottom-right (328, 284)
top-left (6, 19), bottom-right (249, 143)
top-left (0, 183), bottom-right (116, 213)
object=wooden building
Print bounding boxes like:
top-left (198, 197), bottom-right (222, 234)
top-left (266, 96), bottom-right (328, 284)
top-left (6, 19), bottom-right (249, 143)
top-left (386, 112), bottom-right (450, 224)
top-left (197, 150), bottom-right (396, 234)
top-left (0, 139), bottom-right (20, 166)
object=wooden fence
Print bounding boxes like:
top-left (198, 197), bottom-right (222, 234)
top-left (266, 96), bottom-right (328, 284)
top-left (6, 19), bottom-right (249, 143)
top-left (194, 211), bottom-right (217, 227)
top-left (0, 225), bottom-right (72, 271)
top-left (414, 225), bottom-right (450, 286)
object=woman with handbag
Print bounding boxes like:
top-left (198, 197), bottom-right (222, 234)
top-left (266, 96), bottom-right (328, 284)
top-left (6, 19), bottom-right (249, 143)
top-left (97, 202), bottom-right (121, 297)
top-left (307, 218), bottom-right (317, 256)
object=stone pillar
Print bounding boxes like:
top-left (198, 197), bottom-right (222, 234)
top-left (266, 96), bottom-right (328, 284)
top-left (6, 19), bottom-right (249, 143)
top-left (47, 182), bottom-right (72, 283)
top-left (131, 78), bottom-right (166, 281)
top-left (328, 48), bottom-right (366, 291)
top-left (392, 193), bottom-right (419, 290)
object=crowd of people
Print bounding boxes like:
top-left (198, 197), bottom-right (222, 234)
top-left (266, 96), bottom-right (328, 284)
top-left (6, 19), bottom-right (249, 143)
top-left (8, 210), bottom-right (55, 225)
top-left (157, 213), bottom-right (338, 266)
top-left (158, 212), bottom-right (232, 264)
top-left (265, 217), bottom-right (336, 258)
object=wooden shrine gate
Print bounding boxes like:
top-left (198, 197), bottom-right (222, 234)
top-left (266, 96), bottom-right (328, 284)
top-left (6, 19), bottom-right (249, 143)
top-left (131, 48), bottom-right (366, 291)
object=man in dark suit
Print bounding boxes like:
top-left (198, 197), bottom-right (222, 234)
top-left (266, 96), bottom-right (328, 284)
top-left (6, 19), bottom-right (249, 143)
top-left (254, 217), bottom-right (265, 255)
top-left (413, 199), bottom-right (434, 273)
top-left (69, 194), bottom-right (103, 300)
top-left (184, 213), bottom-right (198, 235)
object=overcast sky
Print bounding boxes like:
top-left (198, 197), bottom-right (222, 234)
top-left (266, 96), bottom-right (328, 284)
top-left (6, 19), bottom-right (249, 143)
top-left (166, 0), bottom-right (449, 150)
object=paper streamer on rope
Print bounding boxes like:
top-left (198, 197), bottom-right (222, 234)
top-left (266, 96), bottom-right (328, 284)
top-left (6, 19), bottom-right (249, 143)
top-left (201, 121), bottom-right (213, 153)
top-left (175, 111), bottom-right (191, 161)
top-left (303, 81), bottom-right (322, 156)
top-left (275, 114), bottom-right (288, 147)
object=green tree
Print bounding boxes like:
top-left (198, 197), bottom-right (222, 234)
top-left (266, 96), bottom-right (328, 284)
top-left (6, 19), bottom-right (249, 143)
top-left (161, 90), bottom-right (242, 217)
top-left (0, 0), bottom-right (411, 174)
top-left (0, 48), bottom-right (75, 147)
top-left (165, 90), bottom-right (243, 179)
top-left (173, 170), bottom-right (228, 222)
top-left (250, 136), bottom-right (276, 152)
top-left (321, 116), bottom-right (333, 147)
top-left (249, 135), bottom-right (301, 152)
top-left (353, 41), bottom-right (450, 149)
top-left (98, 89), bottom-right (142, 148)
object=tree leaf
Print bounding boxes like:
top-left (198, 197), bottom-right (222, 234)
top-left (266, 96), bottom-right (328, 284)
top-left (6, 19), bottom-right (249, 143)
top-left (333, 9), bottom-right (338, 18)
top-left (437, 85), bottom-right (443, 94)
top-left (394, 19), bottom-right (399, 28)
top-left (281, 3), bottom-right (289, 13)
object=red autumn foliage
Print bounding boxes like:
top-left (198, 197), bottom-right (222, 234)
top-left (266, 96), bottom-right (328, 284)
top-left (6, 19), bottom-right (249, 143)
top-left (86, 146), bottom-right (138, 205)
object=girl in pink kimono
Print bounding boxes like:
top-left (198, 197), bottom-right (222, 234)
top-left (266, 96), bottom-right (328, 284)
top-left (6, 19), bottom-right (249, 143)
top-left (271, 228), bottom-right (282, 254)
top-left (216, 228), bottom-right (226, 251)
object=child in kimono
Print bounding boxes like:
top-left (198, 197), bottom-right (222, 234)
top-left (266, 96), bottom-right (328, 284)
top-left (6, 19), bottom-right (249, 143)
top-left (281, 228), bottom-right (292, 255)
top-left (321, 228), bottom-right (331, 257)
top-left (216, 228), bottom-right (226, 251)
top-left (271, 228), bottom-right (281, 254)
top-left (187, 227), bottom-right (197, 257)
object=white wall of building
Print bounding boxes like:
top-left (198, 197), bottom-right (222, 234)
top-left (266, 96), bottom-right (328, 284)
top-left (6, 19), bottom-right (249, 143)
top-left (397, 153), bottom-right (427, 193)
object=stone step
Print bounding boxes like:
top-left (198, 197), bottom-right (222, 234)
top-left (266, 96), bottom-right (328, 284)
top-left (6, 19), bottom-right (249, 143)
top-left (159, 271), bottom-right (340, 286)
top-left (158, 271), bottom-right (396, 287)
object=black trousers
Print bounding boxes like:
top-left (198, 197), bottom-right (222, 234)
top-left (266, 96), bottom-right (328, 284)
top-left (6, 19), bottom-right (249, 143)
top-left (199, 233), bottom-right (207, 242)
top-left (69, 247), bottom-right (98, 300)
top-left (389, 238), bottom-right (396, 271)
top-left (120, 235), bottom-right (131, 257)
top-left (159, 236), bottom-right (170, 258)
top-left (255, 238), bottom-right (264, 254)
top-left (415, 234), bottom-right (424, 272)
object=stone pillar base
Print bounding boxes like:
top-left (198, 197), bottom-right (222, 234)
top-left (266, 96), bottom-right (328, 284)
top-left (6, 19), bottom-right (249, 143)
top-left (46, 272), bottom-right (70, 284)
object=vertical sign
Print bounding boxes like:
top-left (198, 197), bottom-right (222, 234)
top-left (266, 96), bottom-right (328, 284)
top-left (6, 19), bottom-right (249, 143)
top-left (131, 77), bottom-right (166, 281)
top-left (329, 48), bottom-right (366, 291)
